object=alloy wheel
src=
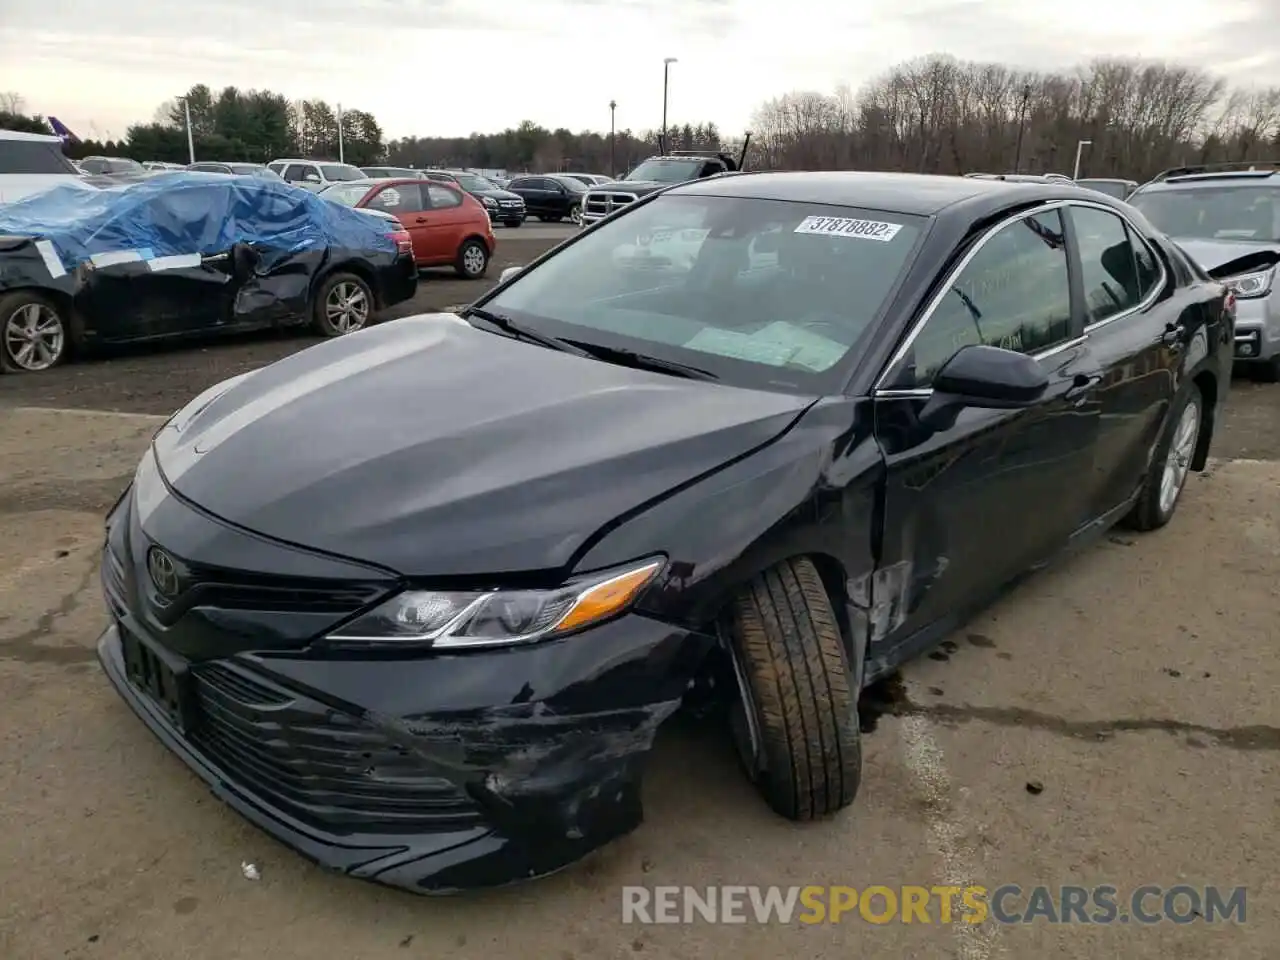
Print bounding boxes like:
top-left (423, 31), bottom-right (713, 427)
top-left (463, 244), bottom-right (487, 277)
top-left (569, 204), bottom-right (583, 226)
top-left (324, 282), bottom-right (369, 334)
top-left (1158, 399), bottom-right (1200, 516)
top-left (3, 302), bottom-right (66, 372)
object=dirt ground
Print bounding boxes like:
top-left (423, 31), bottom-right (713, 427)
top-left (2, 241), bottom-right (1279, 956)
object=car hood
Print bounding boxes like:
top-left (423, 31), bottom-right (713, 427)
top-left (590, 180), bottom-right (669, 196)
top-left (152, 315), bottom-right (815, 577)
top-left (470, 186), bottom-right (522, 201)
top-left (1173, 238), bottom-right (1280, 276)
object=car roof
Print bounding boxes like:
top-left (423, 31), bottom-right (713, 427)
top-left (1137, 171), bottom-right (1280, 192)
top-left (669, 171), bottom-right (1104, 218)
top-left (0, 128), bottom-right (63, 143)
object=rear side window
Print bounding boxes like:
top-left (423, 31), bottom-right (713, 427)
top-left (1071, 206), bottom-right (1142, 324)
top-left (0, 140), bottom-right (80, 174)
top-left (425, 184), bottom-right (463, 208)
top-left (900, 210), bottom-right (1072, 388)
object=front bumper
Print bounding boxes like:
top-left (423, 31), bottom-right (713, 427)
top-left (1231, 295), bottom-right (1278, 362)
top-left (98, 608), bottom-right (699, 893)
top-left (485, 201), bottom-right (526, 224)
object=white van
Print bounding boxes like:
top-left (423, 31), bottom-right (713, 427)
top-left (0, 129), bottom-right (85, 204)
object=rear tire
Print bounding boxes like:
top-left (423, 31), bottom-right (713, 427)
top-left (311, 272), bottom-right (372, 338)
top-left (724, 557), bottom-right (861, 821)
top-left (1122, 384), bottom-right (1202, 531)
top-left (455, 239), bottom-right (490, 279)
top-left (0, 291), bottom-right (69, 373)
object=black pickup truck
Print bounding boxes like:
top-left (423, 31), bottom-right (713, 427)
top-left (580, 139), bottom-right (751, 227)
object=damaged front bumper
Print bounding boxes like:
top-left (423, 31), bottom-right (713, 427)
top-left (97, 612), bottom-right (699, 893)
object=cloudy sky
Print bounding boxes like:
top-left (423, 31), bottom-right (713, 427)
top-left (1, 0), bottom-right (1277, 142)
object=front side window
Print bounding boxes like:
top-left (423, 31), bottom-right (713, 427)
top-left (1129, 184), bottom-right (1280, 242)
top-left (482, 194), bottom-right (926, 393)
top-left (1071, 206), bottom-right (1141, 324)
top-left (894, 210), bottom-right (1072, 389)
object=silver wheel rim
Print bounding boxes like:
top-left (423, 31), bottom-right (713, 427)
top-left (463, 245), bottom-right (486, 276)
top-left (1158, 399), bottom-right (1200, 516)
top-left (325, 281), bottom-right (369, 334)
top-left (3, 302), bottom-right (65, 371)
top-left (570, 205), bottom-right (582, 225)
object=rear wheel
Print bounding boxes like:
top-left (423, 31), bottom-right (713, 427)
top-left (455, 239), bottom-right (490, 279)
top-left (0, 291), bottom-right (69, 373)
top-left (311, 272), bottom-right (372, 337)
top-left (723, 557), bottom-right (861, 820)
top-left (1122, 384), bottom-right (1202, 531)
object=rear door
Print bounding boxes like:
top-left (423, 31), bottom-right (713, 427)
top-left (364, 182), bottom-right (432, 261)
top-left (1064, 202), bottom-right (1187, 518)
top-left (871, 207), bottom-right (1101, 664)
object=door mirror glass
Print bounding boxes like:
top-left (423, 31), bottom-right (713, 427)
top-left (500, 266), bottom-right (523, 283)
top-left (932, 344), bottom-right (1049, 406)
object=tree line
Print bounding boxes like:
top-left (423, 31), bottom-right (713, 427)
top-left (3, 54), bottom-right (1280, 179)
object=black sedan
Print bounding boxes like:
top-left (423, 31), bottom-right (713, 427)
top-left (0, 173), bottom-right (417, 372)
top-left (97, 172), bottom-right (1232, 893)
top-left (505, 173), bottom-right (588, 224)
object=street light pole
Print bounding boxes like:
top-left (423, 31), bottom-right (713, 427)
top-left (609, 100), bottom-right (617, 177)
top-left (336, 103), bottom-right (345, 163)
top-left (182, 97), bottom-right (195, 164)
top-left (1013, 83), bottom-right (1032, 173)
top-left (1072, 138), bottom-right (1093, 180)
top-left (661, 57), bottom-right (677, 153)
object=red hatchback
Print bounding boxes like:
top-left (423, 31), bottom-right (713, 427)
top-left (321, 178), bottom-right (496, 279)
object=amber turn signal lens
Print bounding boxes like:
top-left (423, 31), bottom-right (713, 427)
top-left (555, 560), bottom-right (663, 633)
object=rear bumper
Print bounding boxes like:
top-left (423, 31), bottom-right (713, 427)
top-left (97, 607), bottom-right (700, 893)
top-left (379, 256), bottom-right (418, 309)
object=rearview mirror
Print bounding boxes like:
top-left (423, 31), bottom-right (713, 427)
top-left (500, 266), bottom-right (523, 283)
top-left (919, 344), bottom-right (1048, 429)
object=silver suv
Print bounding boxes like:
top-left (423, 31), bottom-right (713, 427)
top-left (1127, 162), bottom-right (1280, 379)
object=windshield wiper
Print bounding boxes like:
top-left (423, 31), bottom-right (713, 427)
top-left (462, 307), bottom-right (588, 356)
top-left (559, 339), bottom-right (720, 380)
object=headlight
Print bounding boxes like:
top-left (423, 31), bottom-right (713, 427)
top-left (324, 558), bottom-right (664, 650)
top-left (481, 196), bottom-right (497, 207)
top-left (1223, 266), bottom-right (1275, 299)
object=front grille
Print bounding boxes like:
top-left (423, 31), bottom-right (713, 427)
top-left (498, 199), bottom-right (523, 208)
top-left (584, 191), bottom-right (637, 219)
top-left (189, 662), bottom-right (481, 834)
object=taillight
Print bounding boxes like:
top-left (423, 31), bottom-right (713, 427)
top-left (390, 229), bottom-right (413, 256)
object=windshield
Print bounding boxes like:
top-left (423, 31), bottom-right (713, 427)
top-left (107, 158), bottom-right (145, 172)
top-left (453, 174), bottom-right (491, 192)
top-left (1129, 185), bottom-right (1280, 242)
top-left (320, 163), bottom-right (365, 182)
top-left (625, 159), bottom-right (703, 183)
top-left (229, 163), bottom-right (278, 178)
top-left (1076, 179), bottom-right (1129, 200)
top-left (482, 194), bottom-right (924, 392)
top-left (320, 182), bottom-right (371, 206)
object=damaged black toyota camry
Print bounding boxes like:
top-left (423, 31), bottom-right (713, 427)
top-left (98, 171), bottom-right (1234, 893)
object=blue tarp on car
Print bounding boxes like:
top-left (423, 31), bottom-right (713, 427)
top-left (0, 172), bottom-right (395, 272)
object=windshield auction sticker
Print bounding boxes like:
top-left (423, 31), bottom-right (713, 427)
top-left (794, 216), bottom-right (903, 242)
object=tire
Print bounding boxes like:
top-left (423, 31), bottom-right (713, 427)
top-left (568, 203), bottom-right (583, 226)
top-left (1122, 384), bottom-right (1203, 531)
top-left (0, 291), bottom-right (69, 373)
top-left (537, 216), bottom-right (551, 223)
top-left (455, 239), bottom-right (489, 279)
top-left (311, 272), bottom-right (373, 338)
top-left (724, 557), bottom-right (861, 821)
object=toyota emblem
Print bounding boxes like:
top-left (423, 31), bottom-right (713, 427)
top-left (147, 547), bottom-right (181, 599)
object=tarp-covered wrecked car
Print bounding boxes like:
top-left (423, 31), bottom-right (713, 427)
top-left (98, 171), bottom-right (1233, 892)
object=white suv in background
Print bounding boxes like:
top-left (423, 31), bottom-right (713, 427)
top-left (267, 158), bottom-right (367, 192)
top-left (0, 129), bottom-right (85, 204)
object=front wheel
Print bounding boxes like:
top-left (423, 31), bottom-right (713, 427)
top-left (0, 291), bottom-right (70, 373)
top-left (1122, 384), bottom-right (1202, 531)
top-left (455, 239), bottom-right (489, 279)
top-left (568, 203), bottom-right (583, 226)
top-left (311, 272), bottom-right (373, 337)
top-left (724, 557), bottom-right (861, 821)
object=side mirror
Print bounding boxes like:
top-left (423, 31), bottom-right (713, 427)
top-left (919, 344), bottom-right (1049, 429)
top-left (500, 266), bottom-right (523, 283)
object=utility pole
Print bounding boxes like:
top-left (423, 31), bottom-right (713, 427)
top-left (183, 98), bottom-right (195, 163)
top-left (609, 100), bottom-right (617, 176)
top-left (1013, 83), bottom-right (1032, 173)
top-left (661, 58), bottom-right (677, 153)
top-left (1072, 138), bottom-right (1092, 180)
top-left (337, 103), bottom-right (345, 163)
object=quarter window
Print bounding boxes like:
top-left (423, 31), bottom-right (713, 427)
top-left (1071, 206), bottom-right (1143, 324)
top-left (896, 210), bottom-right (1072, 389)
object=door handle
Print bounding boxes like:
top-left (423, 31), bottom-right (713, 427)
top-left (414, 217), bottom-right (428, 224)
top-left (1161, 321), bottom-right (1187, 347)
